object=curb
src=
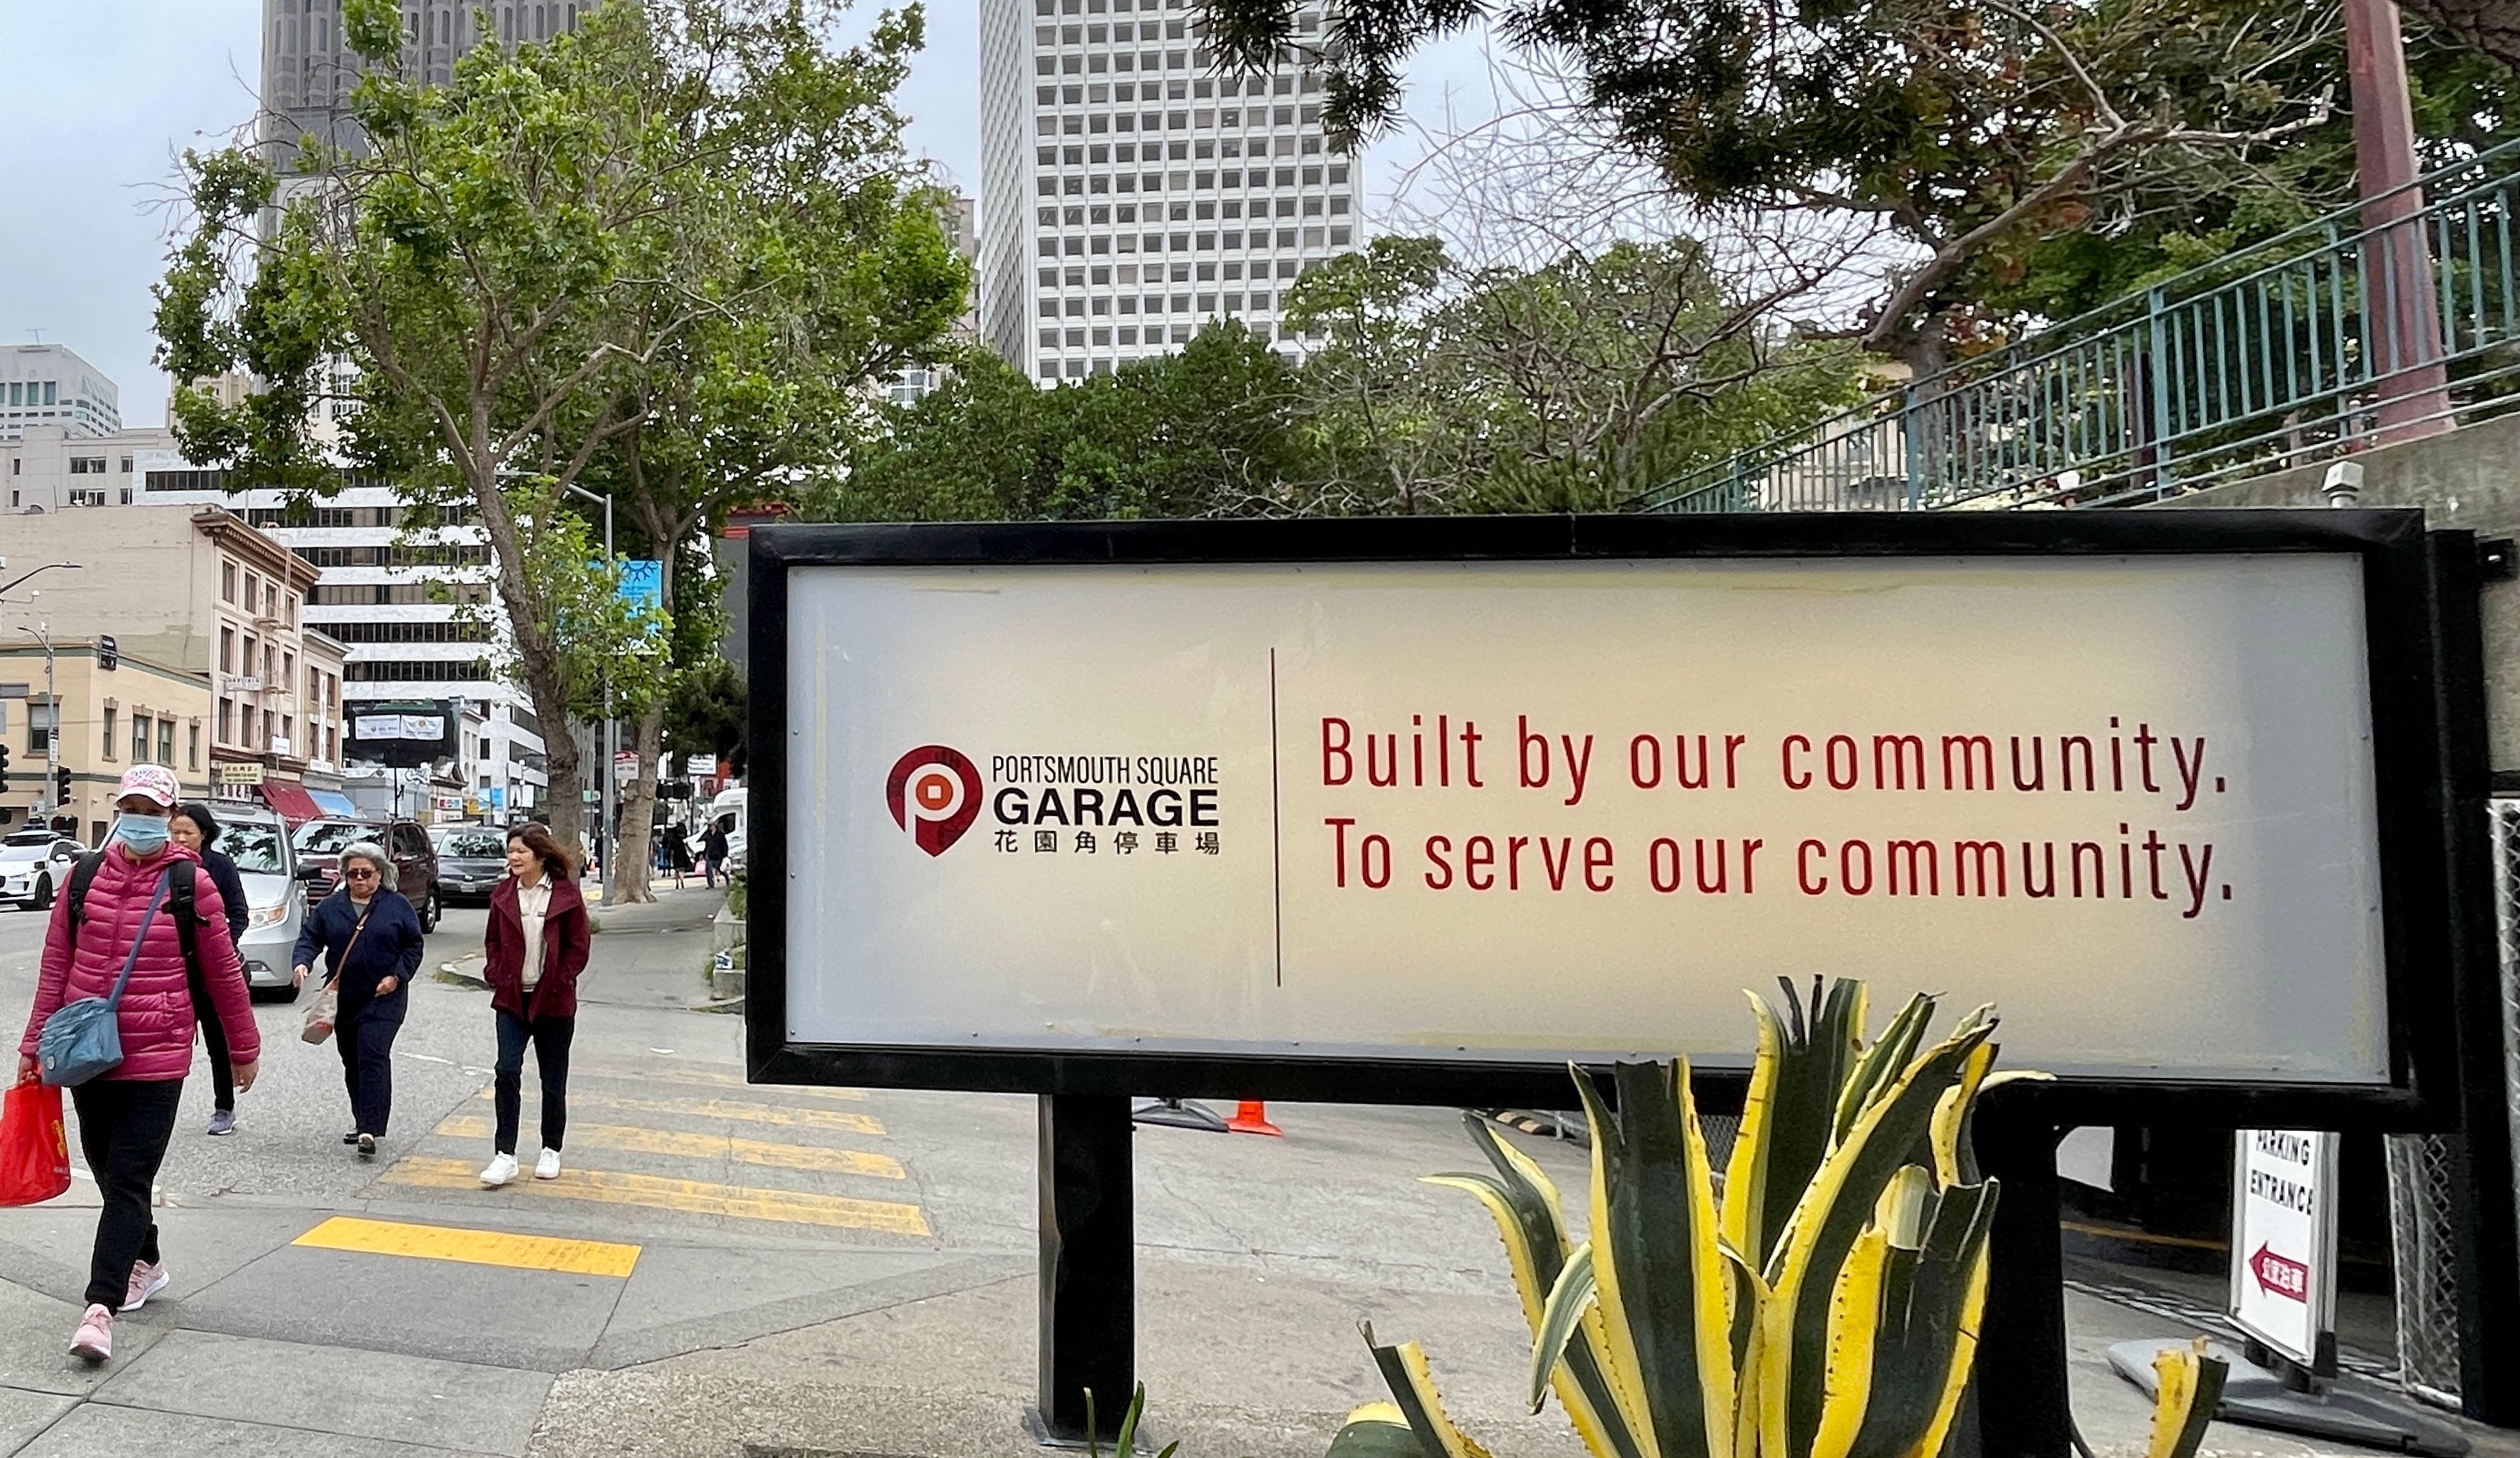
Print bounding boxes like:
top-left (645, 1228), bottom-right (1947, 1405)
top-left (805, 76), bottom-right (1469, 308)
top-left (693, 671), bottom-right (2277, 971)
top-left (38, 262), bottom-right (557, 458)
top-left (433, 959), bottom-right (490, 991)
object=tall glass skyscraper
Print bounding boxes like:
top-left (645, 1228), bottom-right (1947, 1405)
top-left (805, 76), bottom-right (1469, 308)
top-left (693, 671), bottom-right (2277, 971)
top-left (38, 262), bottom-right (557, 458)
top-left (977, 0), bottom-right (1359, 382)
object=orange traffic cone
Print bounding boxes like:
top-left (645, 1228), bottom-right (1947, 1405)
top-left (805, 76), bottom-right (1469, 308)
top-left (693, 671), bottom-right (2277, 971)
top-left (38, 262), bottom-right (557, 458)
top-left (1225, 1100), bottom-right (1283, 1137)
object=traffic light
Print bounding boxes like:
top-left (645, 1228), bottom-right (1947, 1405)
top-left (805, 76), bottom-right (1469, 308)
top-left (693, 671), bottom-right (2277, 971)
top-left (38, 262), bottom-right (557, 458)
top-left (54, 766), bottom-right (70, 806)
top-left (0, 743), bottom-right (10, 793)
top-left (97, 635), bottom-right (118, 672)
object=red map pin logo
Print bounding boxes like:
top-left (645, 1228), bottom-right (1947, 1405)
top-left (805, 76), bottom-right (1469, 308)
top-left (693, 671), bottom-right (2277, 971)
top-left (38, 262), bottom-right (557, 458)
top-left (886, 745), bottom-right (983, 856)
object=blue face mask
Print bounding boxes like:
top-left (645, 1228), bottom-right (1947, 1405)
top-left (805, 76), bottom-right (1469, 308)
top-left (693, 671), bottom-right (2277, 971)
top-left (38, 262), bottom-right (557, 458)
top-left (112, 814), bottom-right (172, 855)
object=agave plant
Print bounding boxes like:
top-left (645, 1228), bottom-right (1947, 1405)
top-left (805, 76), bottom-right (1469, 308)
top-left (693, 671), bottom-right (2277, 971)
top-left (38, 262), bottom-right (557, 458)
top-left (1332, 978), bottom-right (2011, 1458)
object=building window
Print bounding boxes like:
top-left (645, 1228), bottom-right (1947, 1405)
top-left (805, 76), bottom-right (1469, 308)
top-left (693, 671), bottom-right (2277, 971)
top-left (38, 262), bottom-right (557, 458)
top-left (27, 704), bottom-right (52, 755)
top-left (189, 724), bottom-right (201, 772)
top-left (220, 628), bottom-right (234, 673)
top-left (244, 573), bottom-right (258, 611)
top-left (102, 707), bottom-right (116, 760)
top-left (221, 564), bottom-right (237, 603)
top-left (263, 709), bottom-right (275, 747)
top-left (133, 714), bottom-right (150, 765)
top-left (159, 720), bottom-right (173, 767)
top-left (218, 699), bottom-right (232, 745)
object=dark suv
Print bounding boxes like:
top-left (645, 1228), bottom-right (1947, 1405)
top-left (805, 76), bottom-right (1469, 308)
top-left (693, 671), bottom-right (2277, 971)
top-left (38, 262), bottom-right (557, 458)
top-left (292, 818), bottom-right (442, 932)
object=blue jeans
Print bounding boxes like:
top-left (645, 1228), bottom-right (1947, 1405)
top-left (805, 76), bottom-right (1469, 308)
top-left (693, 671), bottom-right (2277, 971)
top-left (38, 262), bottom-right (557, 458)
top-left (493, 1009), bottom-right (575, 1155)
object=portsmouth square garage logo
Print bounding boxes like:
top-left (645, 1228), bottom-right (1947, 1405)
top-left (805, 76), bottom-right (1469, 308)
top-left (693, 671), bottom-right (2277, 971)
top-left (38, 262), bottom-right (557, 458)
top-left (886, 745), bottom-right (985, 855)
top-left (886, 745), bottom-right (1223, 859)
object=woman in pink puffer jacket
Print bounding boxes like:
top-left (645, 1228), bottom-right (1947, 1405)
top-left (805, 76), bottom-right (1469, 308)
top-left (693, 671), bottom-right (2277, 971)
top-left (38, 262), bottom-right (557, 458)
top-left (15, 766), bottom-right (260, 1365)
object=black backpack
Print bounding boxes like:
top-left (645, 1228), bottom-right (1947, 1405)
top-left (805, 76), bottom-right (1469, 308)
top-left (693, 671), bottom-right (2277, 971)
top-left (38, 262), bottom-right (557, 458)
top-left (66, 853), bottom-right (203, 980)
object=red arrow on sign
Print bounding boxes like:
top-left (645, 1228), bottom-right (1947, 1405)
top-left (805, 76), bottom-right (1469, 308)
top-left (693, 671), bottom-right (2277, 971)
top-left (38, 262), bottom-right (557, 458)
top-left (2249, 1243), bottom-right (2311, 1302)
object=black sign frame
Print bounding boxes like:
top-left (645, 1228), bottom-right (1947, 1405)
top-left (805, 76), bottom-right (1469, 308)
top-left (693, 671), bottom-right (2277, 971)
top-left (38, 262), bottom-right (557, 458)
top-left (747, 511), bottom-right (2470, 1133)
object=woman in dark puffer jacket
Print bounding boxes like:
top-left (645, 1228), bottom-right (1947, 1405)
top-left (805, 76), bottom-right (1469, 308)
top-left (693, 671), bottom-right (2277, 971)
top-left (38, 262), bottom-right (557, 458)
top-left (16, 766), bottom-right (260, 1365)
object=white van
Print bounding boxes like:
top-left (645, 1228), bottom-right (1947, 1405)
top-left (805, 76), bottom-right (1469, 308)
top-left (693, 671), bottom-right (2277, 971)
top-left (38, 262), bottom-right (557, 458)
top-left (687, 785), bottom-right (746, 872)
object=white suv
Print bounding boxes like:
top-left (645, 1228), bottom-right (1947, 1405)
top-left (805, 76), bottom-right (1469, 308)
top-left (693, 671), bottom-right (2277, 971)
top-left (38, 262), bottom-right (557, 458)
top-left (0, 831), bottom-right (81, 912)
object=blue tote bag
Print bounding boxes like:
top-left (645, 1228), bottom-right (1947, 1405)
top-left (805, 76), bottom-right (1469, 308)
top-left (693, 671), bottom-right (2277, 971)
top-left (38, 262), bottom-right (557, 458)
top-left (36, 872), bottom-right (170, 1087)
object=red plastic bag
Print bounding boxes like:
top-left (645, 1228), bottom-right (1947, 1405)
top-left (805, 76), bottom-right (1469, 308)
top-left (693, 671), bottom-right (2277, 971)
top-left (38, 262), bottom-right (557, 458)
top-left (0, 1080), bottom-right (72, 1207)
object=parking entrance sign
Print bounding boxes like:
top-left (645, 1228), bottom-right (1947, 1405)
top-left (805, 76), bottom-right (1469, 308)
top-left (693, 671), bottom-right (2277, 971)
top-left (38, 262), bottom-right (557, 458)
top-left (2231, 1128), bottom-right (2339, 1371)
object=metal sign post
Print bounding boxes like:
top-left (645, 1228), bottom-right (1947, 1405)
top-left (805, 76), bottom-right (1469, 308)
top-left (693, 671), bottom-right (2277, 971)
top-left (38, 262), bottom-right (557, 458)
top-left (744, 514), bottom-right (2474, 1451)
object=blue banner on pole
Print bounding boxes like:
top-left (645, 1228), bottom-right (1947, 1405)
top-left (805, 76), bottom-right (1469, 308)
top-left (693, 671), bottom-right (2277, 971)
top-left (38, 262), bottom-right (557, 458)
top-left (619, 559), bottom-right (663, 612)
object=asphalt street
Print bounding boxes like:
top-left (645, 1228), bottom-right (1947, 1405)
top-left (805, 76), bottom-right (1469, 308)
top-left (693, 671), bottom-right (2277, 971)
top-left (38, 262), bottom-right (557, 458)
top-left (0, 887), bottom-right (2505, 1458)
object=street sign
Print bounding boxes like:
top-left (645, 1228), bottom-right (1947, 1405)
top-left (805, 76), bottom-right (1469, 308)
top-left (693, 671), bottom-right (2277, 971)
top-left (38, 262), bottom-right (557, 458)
top-left (746, 514), bottom-right (2464, 1115)
top-left (686, 754), bottom-right (716, 777)
top-left (214, 762), bottom-right (265, 788)
top-left (613, 752), bottom-right (641, 781)
top-left (2231, 1128), bottom-right (2340, 1372)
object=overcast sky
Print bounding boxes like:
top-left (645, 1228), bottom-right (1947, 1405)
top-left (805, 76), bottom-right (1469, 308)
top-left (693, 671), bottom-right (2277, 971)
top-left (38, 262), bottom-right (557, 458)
top-left (0, 2), bottom-right (1497, 430)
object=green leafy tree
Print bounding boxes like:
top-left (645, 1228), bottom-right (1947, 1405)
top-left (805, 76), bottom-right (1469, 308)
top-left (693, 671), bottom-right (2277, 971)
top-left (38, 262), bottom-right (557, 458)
top-left (156, 0), bottom-right (956, 859)
top-left (1206, 0), bottom-right (2514, 369)
top-left (582, 3), bottom-right (968, 902)
top-left (821, 325), bottom-right (1305, 521)
top-left (1283, 235), bottom-right (1869, 511)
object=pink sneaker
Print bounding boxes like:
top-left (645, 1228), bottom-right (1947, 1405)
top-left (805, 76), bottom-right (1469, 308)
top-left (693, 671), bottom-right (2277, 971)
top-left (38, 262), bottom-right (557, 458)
top-left (121, 1259), bottom-right (169, 1312)
top-left (69, 1303), bottom-right (112, 1363)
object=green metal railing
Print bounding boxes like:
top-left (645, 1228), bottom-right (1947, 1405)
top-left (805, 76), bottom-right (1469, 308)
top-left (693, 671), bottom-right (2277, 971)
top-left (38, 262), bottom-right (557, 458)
top-left (1640, 139), bottom-right (2520, 514)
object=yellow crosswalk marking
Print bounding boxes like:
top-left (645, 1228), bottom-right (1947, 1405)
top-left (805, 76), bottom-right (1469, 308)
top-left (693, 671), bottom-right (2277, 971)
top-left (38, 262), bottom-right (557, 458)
top-left (431, 1114), bottom-right (906, 1179)
top-left (474, 1089), bottom-right (886, 1137)
top-left (574, 1067), bottom-right (869, 1101)
top-left (293, 1216), bottom-right (641, 1277)
top-left (380, 1158), bottom-right (932, 1234)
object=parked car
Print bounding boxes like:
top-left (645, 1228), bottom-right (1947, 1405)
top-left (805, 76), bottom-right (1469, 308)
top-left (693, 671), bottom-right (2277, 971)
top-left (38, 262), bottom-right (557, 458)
top-left (433, 824), bottom-right (510, 905)
top-left (292, 817), bottom-right (442, 932)
top-left (0, 830), bottom-right (82, 912)
top-left (215, 809), bottom-right (309, 1002)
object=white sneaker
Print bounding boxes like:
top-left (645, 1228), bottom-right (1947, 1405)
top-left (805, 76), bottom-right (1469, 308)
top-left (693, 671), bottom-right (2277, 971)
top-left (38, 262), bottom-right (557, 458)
top-left (533, 1148), bottom-right (561, 1180)
top-left (479, 1152), bottom-right (519, 1187)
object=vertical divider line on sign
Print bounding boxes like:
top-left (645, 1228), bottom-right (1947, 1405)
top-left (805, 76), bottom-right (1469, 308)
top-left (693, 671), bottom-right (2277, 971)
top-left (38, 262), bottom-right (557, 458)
top-left (1270, 645), bottom-right (1283, 987)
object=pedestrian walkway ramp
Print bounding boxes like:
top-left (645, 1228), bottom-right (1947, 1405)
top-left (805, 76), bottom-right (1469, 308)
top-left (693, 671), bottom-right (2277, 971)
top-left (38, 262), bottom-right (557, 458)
top-left (373, 1063), bottom-right (932, 1239)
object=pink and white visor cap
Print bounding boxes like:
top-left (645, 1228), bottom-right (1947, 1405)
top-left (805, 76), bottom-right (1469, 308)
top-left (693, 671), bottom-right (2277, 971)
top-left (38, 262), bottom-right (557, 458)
top-left (115, 765), bottom-right (180, 808)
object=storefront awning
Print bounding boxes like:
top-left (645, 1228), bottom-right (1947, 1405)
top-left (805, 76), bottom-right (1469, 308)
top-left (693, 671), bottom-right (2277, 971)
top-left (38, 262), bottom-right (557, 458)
top-left (258, 781), bottom-right (326, 826)
top-left (308, 790), bottom-right (360, 819)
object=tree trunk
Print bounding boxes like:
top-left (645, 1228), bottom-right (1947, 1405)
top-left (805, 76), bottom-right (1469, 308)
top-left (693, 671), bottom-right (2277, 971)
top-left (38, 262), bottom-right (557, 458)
top-left (466, 453), bottom-right (587, 867)
top-left (609, 699), bottom-right (667, 903)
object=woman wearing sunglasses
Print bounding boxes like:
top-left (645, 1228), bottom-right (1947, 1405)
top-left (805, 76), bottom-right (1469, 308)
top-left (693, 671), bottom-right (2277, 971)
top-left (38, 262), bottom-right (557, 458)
top-left (290, 841), bottom-right (425, 1158)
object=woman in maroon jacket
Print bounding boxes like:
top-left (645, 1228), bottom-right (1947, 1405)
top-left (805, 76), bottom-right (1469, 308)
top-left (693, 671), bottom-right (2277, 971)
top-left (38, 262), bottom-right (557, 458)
top-left (476, 823), bottom-right (590, 1188)
top-left (16, 766), bottom-right (260, 1364)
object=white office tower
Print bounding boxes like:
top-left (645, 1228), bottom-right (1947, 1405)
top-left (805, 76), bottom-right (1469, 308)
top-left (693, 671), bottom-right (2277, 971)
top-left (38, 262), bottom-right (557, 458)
top-left (977, 0), bottom-right (1359, 382)
top-left (0, 344), bottom-right (122, 440)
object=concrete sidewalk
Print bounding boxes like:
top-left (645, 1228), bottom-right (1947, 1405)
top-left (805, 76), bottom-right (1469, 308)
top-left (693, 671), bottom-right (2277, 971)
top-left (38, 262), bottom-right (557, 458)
top-left (3, 1099), bottom-right (2511, 1458)
top-left (0, 884), bottom-right (2508, 1458)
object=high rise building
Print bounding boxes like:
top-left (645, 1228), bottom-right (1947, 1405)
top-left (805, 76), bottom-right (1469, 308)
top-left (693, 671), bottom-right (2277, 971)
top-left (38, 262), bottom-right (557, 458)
top-left (123, 461), bottom-right (551, 819)
top-left (976, 0), bottom-right (1359, 383)
top-left (262, 1), bottom-right (596, 167)
top-left (0, 345), bottom-right (122, 440)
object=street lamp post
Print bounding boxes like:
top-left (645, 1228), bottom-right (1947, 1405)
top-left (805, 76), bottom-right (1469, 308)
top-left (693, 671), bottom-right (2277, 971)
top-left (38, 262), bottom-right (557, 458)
top-left (0, 563), bottom-right (81, 825)
top-left (563, 484), bottom-right (615, 889)
top-left (18, 626), bottom-right (58, 827)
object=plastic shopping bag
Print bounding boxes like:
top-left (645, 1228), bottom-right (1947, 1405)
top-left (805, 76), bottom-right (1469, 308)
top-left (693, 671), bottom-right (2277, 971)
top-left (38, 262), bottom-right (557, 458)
top-left (0, 1080), bottom-right (72, 1207)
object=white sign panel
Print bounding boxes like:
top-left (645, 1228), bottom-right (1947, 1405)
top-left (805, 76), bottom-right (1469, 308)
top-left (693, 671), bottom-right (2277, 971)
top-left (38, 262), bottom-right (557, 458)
top-left (355, 714), bottom-right (446, 742)
top-left (2231, 1128), bottom-right (2340, 1368)
top-left (783, 556), bottom-right (2389, 1080)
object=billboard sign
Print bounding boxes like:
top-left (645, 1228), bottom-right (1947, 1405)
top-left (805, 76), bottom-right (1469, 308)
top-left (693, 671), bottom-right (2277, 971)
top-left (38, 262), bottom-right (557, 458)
top-left (747, 515), bottom-right (2462, 1112)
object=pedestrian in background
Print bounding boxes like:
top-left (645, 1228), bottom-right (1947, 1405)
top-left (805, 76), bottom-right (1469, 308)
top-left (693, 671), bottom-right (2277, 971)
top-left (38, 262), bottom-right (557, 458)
top-left (169, 804), bottom-right (248, 1137)
top-left (478, 823), bottom-right (590, 1187)
top-left (702, 819), bottom-right (728, 889)
top-left (15, 766), bottom-right (260, 1363)
top-left (292, 841), bottom-right (423, 1159)
top-left (667, 827), bottom-right (693, 889)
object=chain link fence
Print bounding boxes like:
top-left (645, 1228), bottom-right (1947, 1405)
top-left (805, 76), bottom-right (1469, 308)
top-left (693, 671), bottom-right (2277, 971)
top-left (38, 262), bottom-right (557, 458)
top-left (2386, 799), bottom-right (2520, 1408)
